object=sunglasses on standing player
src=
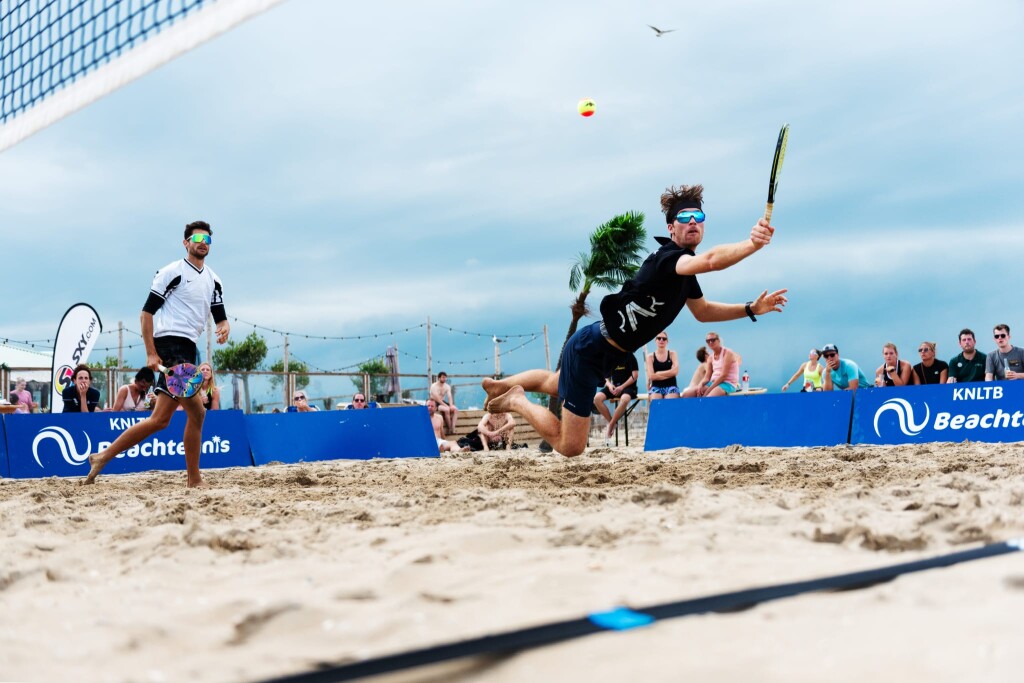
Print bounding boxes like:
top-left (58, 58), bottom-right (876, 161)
top-left (675, 210), bottom-right (706, 224)
top-left (994, 333), bottom-right (1008, 339)
top-left (189, 234), bottom-right (212, 245)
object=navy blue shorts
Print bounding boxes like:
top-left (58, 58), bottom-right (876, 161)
top-left (154, 336), bottom-right (198, 397)
top-left (559, 322), bottom-right (627, 418)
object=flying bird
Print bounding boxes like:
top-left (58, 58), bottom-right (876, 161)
top-left (648, 25), bottom-right (676, 37)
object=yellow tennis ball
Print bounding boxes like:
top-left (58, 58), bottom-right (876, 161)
top-left (578, 98), bottom-right (596, 117)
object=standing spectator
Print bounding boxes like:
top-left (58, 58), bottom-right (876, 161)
top-left (912, 342), bottom-right (948, 384)
top-left (985, 324), bottom-right (1024, 381)
top-left (781, 349), bottom-right (824, 392)
top-left (11, 377), bottom-right (36, 414)
top-left (197, 362), bottom-right (220, 410)
top-left (62, 364), bottom-right (101, 412)
top-left (476, 411), bottom-right (516, 451)
top-left (111, 368), bottom-right (155, 411)
top-left (346, 393), bottom-right (377, 409)
top-left (683, 331), bottom-right (739, 397)
top-left (646, 332), bottom-right (681, 400)
top-left (821, 344), bottom-right (870, 392)
top-left (947, 328), bottom-right (987, 384)
top-left (427, 398), bottom-right (468, 452)
top-left (593, 352), bottom-right (639, 443)
top-left (429, 371), bottom-right (459, 435)
top-left (287, 390), bottom-right (319, 412)
top-left (874, 342), bottom-right (913, 387)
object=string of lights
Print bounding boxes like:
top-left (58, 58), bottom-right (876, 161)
top-left (396, 334), bottom-right (540, 366)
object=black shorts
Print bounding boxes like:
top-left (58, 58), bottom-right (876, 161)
top-left (154, 336), bottom-right (198, 397)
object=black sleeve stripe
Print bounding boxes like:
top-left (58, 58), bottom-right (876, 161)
top-left (211, 304), bottom-right (227, 324)
top-left (142, 292), bottom-right (165, 315)
top-left (162, 274), bottom-right (182, 299)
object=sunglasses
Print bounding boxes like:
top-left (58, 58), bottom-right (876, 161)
top-left (705, 337), bottom-right (719, 343)
top-left (823, 352), bottom-right (838, 358)
top-left (353, 398), bottom-right (366, 403)
top-left (675, 210), bottom-right (705, 224)
top-left (918, 348), bottom-right (931, 353)
top-left (994, 333), bottom-right (1008, 339)
top-left (293, 396), bottom-right (305, 400)
top-left (655, 336), bottom-right (668, 341)
top-left (189, 234), bottom-right (212, 245)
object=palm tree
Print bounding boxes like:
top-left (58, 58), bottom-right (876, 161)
top-left (562, 211), bottom-right (647, 362)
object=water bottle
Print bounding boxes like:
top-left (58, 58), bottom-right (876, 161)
top-left (741, 370), bottom-right (750, 392)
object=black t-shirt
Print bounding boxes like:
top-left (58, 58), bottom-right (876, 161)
top-left (62, 385), bottom-right (100, 412)
top-left (599, 237), bottom-right (703, 352)
top-left (913, 360), bottom-right (949, 385)
top-left (606, 353), bottom-right (639, 386)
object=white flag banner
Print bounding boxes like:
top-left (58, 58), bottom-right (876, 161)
top-left (51, 304), bottom-right (104, 413)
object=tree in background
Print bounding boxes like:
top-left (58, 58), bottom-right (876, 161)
top-left (269, 358), bottom-right (311, 391)
top-left (352, 358), bottom-right (390, 402)
top-left (213, 331), bottom-right (267, 412)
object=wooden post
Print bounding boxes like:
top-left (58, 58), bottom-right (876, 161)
top-left (543, 324), bottom-right (550, 371)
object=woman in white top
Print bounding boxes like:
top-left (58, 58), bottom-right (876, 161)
top-left (111, 368), bottom-right (156, 411)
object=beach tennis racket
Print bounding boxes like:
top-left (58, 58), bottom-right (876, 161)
top-left (157, 363), bottom-right (203, 398)
top-left (764, 123), bottom-right (790, 222)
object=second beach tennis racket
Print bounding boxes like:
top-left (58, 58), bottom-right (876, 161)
top-left (765, 123), bottom-right (790, 222)
top-left (157, 363), bottom-right (203, 398)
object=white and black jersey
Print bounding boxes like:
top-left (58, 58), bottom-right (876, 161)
top-left (143, 259), bottom-right (226, 341)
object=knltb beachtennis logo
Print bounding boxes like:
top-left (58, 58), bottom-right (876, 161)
top-left (872, 385), bottom-right (1024, 439)
top-left (874, 398), bottom-right (930, 437)
top-left (32, 426), bottom-right (92, 467)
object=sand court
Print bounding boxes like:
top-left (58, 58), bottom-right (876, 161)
top-left (2, 442), bottom-right (1024, 682)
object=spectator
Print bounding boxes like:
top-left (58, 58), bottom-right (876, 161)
top-left (820, 344), bottom-right (870, 392)
top-left (947, 328), bottom-right (986, 384)
top-left (684, 347), bottom-right (709, 394)
top-left (62, 364), bottom-right (101, 412)
top-left (197, 362), bottom-right (220, 410)
top-left (287, 389), bottom-right (319, 412)
top-left (874, 342), bottom-right (913, 387)
top-left (476, 410), bottom-right (516, 451)
top-left (912, 342), bottom-right (948, 385)
top-left (429, 371), bottom-right (459, 434)
top-left (11, 377), bottom-right (36, 414)
top-left (594, 352), bottom-right (639, 443)
top-left (111, 368), bottom-right (155, 412)
top-left (427, 398), bottom-right (468, 452)
top-left (346, 393), bottom-right (377, 409)
top-left (683, 331), bottom-right (739, 397)
top-left (781, 349), bottom-right (824, 392)
top-left (985, 324), bottom-right (1024, 381)
top-left (646, 332), bottom-right (681, 400)
top-left (8, 392), bottom-right (22, 410)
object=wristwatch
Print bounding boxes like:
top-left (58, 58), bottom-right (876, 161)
top-left (745, 301), bottom-right (757, 322)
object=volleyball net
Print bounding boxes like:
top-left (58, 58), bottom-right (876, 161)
top-left (0, 0), bottom-right (283, 152)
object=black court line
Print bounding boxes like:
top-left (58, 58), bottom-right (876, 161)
top-left (256, 538), bottom-right (1022, 683)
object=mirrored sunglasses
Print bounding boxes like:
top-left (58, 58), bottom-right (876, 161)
top-left (189, 234), bottom-right (212, 245)
top-left (675, 210), bottom-right (705, 224)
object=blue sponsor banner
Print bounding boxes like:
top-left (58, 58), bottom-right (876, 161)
top-left (5, 410), bottom-right (252, 479)
top-left (644, 391), bottom-right (854, 451)
top-left (0, 416), bottom-right (10, 478)
top-left (246, 407), bottom-right (438, 465)
top-left (851, 382), bottom-right (1024, 445)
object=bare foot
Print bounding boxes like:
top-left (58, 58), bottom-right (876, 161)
top-left (486, 385), bottom-right (524, 414)
top-left (482, 377), bottom-right (510, 409)
top-left (81, 453), bottom-right (113, 485)
top-left (187, 478), bottom-right (209, 489)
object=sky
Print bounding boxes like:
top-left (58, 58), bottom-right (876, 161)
top-left (2, 0), bottom-right (1024, 410)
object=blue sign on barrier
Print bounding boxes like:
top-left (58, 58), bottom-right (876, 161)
top-left (4, 410), bottom-right (253, 479)
top-left (0, 416), bottom-right (10, 478)
top-left (246, 407), bottom-right (439, 465)
top-left (851, 382), bottom-right (1024, 445)
top-left (644, 391), bottom-right (854, 451)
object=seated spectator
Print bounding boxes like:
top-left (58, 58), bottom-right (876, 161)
top-left (346, 393), bottom-right (377, 409)
top-left (111, 368), bottom-right (155, 412)
top-left (683, 347), bottom-right (708, 394)
top-left (874, 342), bottom-right (913, 387)
top-left (912, 341), bottom-right (948, 384)
top-left (682, 331), bottom-right (739, 397)
top-left (427, 398), bottom-right (468, 452)
top-left (11, 377), bottom-right (36, 414)
top-left (985, 324), bottom-right (1024, 381)
top-left (197, 362), bottom-right (220, 410)
top-left (820, 344), bottom-right (869, 391)
top-left (947, 328), bottom-right (986, 384)
top-left (62, 364), bottom-right (101, 412)
top-left (782, 349), bottom-right (823, 392)
top-left (646, 332), bottom-right (681, 400)
top-left (287, 390), bottom-right (319, 412)
top-left (594, 351), bottom-right (639, 443)
top-left (8, 392), bottom-right (22, 409)
top-left (476, 410), bottom-right (516, 451)
top-left (429, 371), bottom-right (459, 434)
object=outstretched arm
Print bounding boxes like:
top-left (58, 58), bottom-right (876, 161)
top-left (687, 289), bottom-right (788, 323)
top-left (675, 218), bottom-right (775, 276)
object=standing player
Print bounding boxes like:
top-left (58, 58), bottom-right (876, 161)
top-left (483, 184), bottom-right (787, 456)
top-left (84, 221), bottom-right (230, 487)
